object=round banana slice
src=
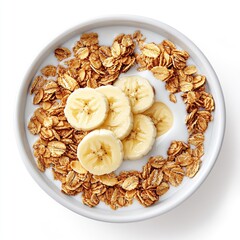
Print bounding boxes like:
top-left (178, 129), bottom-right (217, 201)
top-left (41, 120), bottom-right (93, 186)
top-left (143, 101), bottom-right (173, 137)
top-left (64, 88), bottom-right (109, 131)
top-left (122, 114), bottom-right (156, 160)
top-left (77, 129), bottom-right (123, 175)
top-left (113, 76), bottom-right (154, 114)
top-left (97, 85), bottom-right (133, 140)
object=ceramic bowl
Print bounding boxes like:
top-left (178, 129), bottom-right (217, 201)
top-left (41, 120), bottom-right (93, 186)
top-left (16, 15), bottom-right (225, 222)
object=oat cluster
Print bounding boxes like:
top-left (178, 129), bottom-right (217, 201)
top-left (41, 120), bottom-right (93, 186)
top-left (28, 31), bottom-right (214, 209)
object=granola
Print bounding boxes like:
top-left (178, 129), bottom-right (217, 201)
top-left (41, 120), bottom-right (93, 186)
top-left (28, 31), bottom-right (215, 209)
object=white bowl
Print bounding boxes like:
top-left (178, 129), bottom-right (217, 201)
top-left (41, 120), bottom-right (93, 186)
top-left (16, 15), bottom-right (226, 223)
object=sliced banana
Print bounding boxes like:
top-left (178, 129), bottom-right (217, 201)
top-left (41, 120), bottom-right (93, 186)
top-left (114, 76), bottom-right (154, 114)
top-left (122, 114), bottom-right (156, 160)
top-left (77, 129), bottom-right (123, 175)
top-left (96, 85), bottom-right (133, 140)
top-left (64, 88), bottom-right (109, 131)
top-left (143, 101), bottom-right (173, 137)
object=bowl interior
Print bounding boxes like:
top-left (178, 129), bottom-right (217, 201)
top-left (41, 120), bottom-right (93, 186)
top-left (17, 16), bottom-right (225, 222)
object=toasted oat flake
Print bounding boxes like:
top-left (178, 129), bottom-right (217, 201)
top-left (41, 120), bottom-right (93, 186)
top-left (122, 176), bottom-right (139, 191)
top-left (28, 118), bottom-right (41, 135)
top-left (95, 174), bottom-right (118, 186)
top-left (43, 81), bottom-right (58, 94)
top-left (57, 74), bottom-right (78, 91)
top-left (186, 158), bottom-right (201, 178)
top-left (151, 66), bottom-right (170, 81)
top-left (125, 189), bottom-right (137, 200)
top-left (149, 156), bottom-right (166, 169)
top-left (111, 41), bottom-right (121, 57)
top-left (33, 89), bottom-right (44, 104)
top-left (193, 75), bottom-right (206, 89)
top-left (103, 57), bottom-right (114, 67)
top-left (184, 65), bottom-right (197, 75)
top-left (163, 163), bottom-right (185, 187)
top-left (48, 141), bottom-right (66, 157)
top-left (175, 152), bottom-right (193, 166)
top-left (80, 32), bottom-right (98, 46)
top-left (167, 141), bottom-right (188, 156)
top-left (54, 47), bottom-right (71, 61)
top-left (43, 117), bottom-right (53, 128)
top-left (121, 34), bottom-right (134, 47)
top-left (142, 43), bottom-right (160, 58)
top-left (42, 101), bottom-right (52, 110)
top-left (70, 160), bottom-right (87, 174)
top-left (142, 169), bottom-right (163, 189)
top-left (188, 133), bottom-right (204, 146)
top-left (30, 76), bottom-right (45, 94)
top-left (36, 158), bottom-right (45, 172)
top-left (156, 182), bottom-right (169, 196)
top-left (180, 81), bottom-right (193, 92)
top-left (41, 65), bottom-right (57, 77)
top-left (169, 93), bottom-right (177, 103)
top-left (193, 144), bottom-right (204, 158)
top-left (40, 127), bottom-right (53, 139)
top-left (203, 95), bottom-right (215, 112)
top-left (76, 47), bottom-right (89, 60)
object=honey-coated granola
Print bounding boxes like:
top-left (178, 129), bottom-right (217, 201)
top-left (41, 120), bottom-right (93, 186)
top-left (28, 31), bottom-right (214, 209)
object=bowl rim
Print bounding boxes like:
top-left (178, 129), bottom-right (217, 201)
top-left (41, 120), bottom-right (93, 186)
top-left (16, 15), bottom-right (226, 223)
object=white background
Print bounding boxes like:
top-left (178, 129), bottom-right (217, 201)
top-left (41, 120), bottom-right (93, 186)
top-left (0, 0), bottom-right (239, 239)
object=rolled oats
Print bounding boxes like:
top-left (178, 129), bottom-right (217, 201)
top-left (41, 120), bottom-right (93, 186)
top-left (57, 74), bottom-right (79, 91)
top-left (70, 160), bottom-right (87, 174)
top-left (142, 43), bottom-right (160, 58)
top-left (28, 30), bottom-right (215, 210)
top-left (169, 93), bottom-right (177, 103)
top-left (47, 141), bottom-right (66, 157)
top-left (36, 157), bottom-right (45, 172)
top-left (151, 66), bottom-right (171, 81)
top-left (156, 182), bottom-right (169, 196)
top-left (121, 176), bottom-right (139, 191)
top-left (111, 41), bottom-right (121, 57)
top-left (41, 65), bottom-right (57, 77)
top-left (186, 158), bottom-right (201, 178)
top-left (54, 47), bottom-right (71, 61)
top-left (28, 117), bottom-right (41, 134)
top-left (95, 174), bottom-right (118, 187)
top-left (143, 170), bottom-right (163, 189)
top-left (183, 65), bottom-right (197, 75)
top-left (188, 133), bottom-right (204, 146)
top-left (33, 89), bottom-right (44, 104)
top-left (163, 162), bottom-right (185, 187)
top-left (175, 151), bottom-right (193, 166)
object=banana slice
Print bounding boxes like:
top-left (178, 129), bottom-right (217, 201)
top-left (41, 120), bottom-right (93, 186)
top-left (114, 76), bottom-right (154, 114)
top-left (96, 85), bottom-right (133, 140)
top-left (122, 114), bottom-right (156, 160)
top-left (143, 102), bottom-right (173, 137)
top-left (64, 88), bottom-right (109, 131)
top-left (77, 129), bottom-right (123, 175)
